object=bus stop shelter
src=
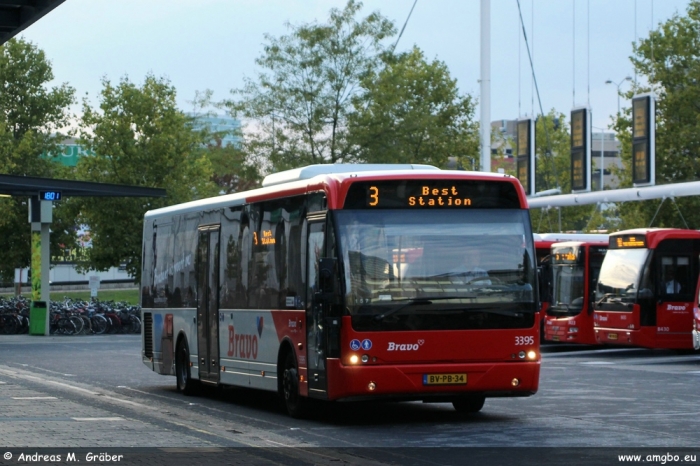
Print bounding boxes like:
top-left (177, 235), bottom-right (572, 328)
top-left (0, 174), bottom-right (167, 335)
top-left (0, 0), bottom-right (65, 43)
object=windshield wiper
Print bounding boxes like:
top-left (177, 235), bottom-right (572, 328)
top-left (373, 296), bottom-right (474, 322)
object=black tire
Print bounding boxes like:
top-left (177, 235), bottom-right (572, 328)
top-left (57, 317), bottom-right (76, 335)
top-left (128, 315), bottom-right (141, 334)
top-left (452, 394), bottom-right (486, 414)
top-left (2, 315), bottom-right (18, 334)
top-left (280, 351), bottom-right (307, 418)
top-left (176, 340), bottom-right (199, 396)
top-left (90, 315), bottom-right (108, 335)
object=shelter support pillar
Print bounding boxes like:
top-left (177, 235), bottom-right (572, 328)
top-left (29, 196), bottom-right (51, 335)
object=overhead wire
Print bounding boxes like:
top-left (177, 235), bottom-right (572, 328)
top-left (573, 0), bottom-right (576, 107)
top-left (391, 0), bottom-right (418, 52)
top-left (587, 0), bottom-right (590, 106)
top-left (531, 1), bottom-right (534, 115)
top-left (516, 0), bottom-right (559, 191)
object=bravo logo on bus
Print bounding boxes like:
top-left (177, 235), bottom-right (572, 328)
top-left (227, 323), bottom-right (260, 359)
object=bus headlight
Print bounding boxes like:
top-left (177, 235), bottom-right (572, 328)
top-left (349, 355), bottom-right (359, 364)
top-left (569, 327), bottom-right (578, 333)
top-left (527, 350), bottom-right (537, 360)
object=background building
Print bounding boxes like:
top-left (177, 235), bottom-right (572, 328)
top-left (490, 118), bottom-right (622, 191)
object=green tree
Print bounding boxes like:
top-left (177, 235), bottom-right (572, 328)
top-left (224, 0), bottom-right (395, 173)
top-left (610, 0), bottom-right (700, 230)
top-left (348, 47), bottom-right (479, 167)
top-left (71, 75), bottom-right (218, 281)
top-left (0, 38), bottom-right (75, 281)
top-left (189, 90), bottom-right (261, 194)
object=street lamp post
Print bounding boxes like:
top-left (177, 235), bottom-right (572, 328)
top-left (605, 76), bottom-right (633, 114)
top-left (593, 126), bottom-right (605, 191)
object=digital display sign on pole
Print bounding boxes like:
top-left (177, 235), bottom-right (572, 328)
top-left (632, 95), bottom-right (655, 187)
top-left (516, 118), bottom-right (535, 197)
top-left (570, 107), bottom-right (591, 193)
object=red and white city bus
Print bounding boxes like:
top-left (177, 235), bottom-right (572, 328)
top-left (533, 234), bottom-right (556, 315)
top-left (593, 228), bottom-right (700, 349)
top-left (533, 233), bottom-right (607, 340)
top-left (544, 238), bottom-right (608, 344)
top-left (693, 279), bottom-right (700, 350)
top-left (141, 164), bottom-right (540, 417)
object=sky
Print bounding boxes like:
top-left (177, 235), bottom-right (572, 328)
top-left (18, 0), bottom-right (693, 133)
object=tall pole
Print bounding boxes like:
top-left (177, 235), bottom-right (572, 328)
top-left (600, 130), bottom-right (605, 191)
top-left (480, 0), bottom-right (491, 172)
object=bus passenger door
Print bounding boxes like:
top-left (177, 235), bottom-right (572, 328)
top-left (196, 225), bottom-right (220, 384)
top-left (306, 217), bottom-right (328, 397)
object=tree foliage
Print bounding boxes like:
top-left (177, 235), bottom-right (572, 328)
top-left (70, 75), bottom-right (218, 281)
top-left (225, 0), bottom-right (395, 173)
top-left (189, 90), bottom-right (261, 194)
top-left (348, 47), bottom-right (479, 167)
top-left (610, 0), bottom-right (700, 230)
top-left (0, 38), bottom-right (75, 281)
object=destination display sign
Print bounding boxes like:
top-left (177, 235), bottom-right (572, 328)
top-left (253, 229), bottom-right (276, 246)
top-left (516, 118), bottom-right (534, 196)
top-left (571, 110), bottom-right (585, 149)
top-left (552, 246), bottom-right (582, 265)
top-left (611, 235), bottom-right (647, 249)
top-left (343, 180), bottom-right (521, 209)
top-left (632, 95), bottom-right (654, 185)
top-left (571, 151), bottom-right (586, 192)
top-left (570, 108), bottom-right (590, 193)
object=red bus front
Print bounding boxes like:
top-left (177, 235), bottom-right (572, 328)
top-left (544, 241), bottom-right (607, 344)
top-left (305, 177), bottom-right (540, 410)
top-left (593, 229), bottom-right (700, 349)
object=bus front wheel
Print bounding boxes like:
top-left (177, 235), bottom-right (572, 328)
top-left (452, 394), bottom-right (485, 414)
top-left (281, 352), bottom-right (307, 418)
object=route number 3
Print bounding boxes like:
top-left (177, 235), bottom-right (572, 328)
top-left (515, 336), bottom-right (534, 345)
top-left (369, 186), bottom-right (379, 206)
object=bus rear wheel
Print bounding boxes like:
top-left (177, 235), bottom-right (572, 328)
top-left (176, 340), bottom-right (199, 396)
top-left (281, 352), bottom-right (307, 418)
top-left (452, 394), bottom-right (485, 414)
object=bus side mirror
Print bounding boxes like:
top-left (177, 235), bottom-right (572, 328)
top-left (319, 258), bottom-right (337, 295)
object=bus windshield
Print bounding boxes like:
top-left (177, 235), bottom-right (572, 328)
top-left (335, 209), bottom-right (536, 331)
top-left (596, 248), bottom-right (650, 302)
top-left (551, 264), bottom-right (585, 315)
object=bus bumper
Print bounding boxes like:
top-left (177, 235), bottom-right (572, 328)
top-left (324, 359), bottom-right (539, 402)
top-left (693, 329), bottom-right (700, 350)
top-left (595, 327), bottom-right (692, 349)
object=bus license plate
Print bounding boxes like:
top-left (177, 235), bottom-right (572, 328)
top-left (608, 333), bottom-right (618, 340)
top-left (423, 373), bottom-right (467, 385)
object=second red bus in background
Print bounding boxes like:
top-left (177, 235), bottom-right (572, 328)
top-left (544, 239), bottom-right (608, 344)
top-left (594, 228), bottom-right (700, 349)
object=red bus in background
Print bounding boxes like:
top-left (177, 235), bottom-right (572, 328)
top-left (693, 279), bottom-right (700, 350)
top-left (544, 239), bottom-right (608, 344)
top-left (142, 164), bottom-right (540, 418)
top-left (594, 228), bottom-right (700, 349)
top-left (533, 233), bottom-right (608, 332)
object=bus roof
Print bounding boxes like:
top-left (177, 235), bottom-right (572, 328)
top-left (261, 163), bottom-right (439, 187)
top-left (534, 233), bottom-right (609, 243)
top-left (145, 165), bottom-right (525, 220)
top-left (551, 240), bottom-right (609, 249)
top-left (611, 228), bottom-right (700, 249)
